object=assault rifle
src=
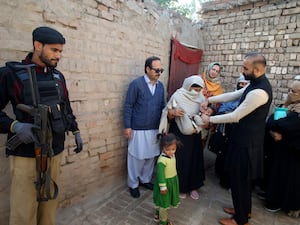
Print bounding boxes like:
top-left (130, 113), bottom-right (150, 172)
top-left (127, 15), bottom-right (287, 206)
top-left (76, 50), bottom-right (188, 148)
top-left (6, 64), bottom-right (58, 201)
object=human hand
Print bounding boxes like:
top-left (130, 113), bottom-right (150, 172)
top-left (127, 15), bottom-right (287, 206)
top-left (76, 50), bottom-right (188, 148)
top-left (201, 114), bottom-right (210, 124)
top-left (269, 130), bottom-right (282, 141)
top-left (168, 108), bottom-right (184, 119)
top-left (200, 99), bottom-right (209, 113)
top-left (173, 108), bottom-right (185, 117)
top-left (124, 128), bottom-right (132, 139)
top-left (74, 132), bottom-right (83, 153)
top-left (12, 121), bottom-right (38, 144)
top-left (160, 189), bottom-right (168, 195)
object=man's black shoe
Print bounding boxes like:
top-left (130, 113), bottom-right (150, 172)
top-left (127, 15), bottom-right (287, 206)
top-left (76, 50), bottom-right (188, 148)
top-left (140, 182), bottom-right (154, 190)
top-left (129, 187), bottom-right (140, 198)
top-left (264, 204), bottom-right (281, 213)
top-left (257, 191), bottom-right (266, 200)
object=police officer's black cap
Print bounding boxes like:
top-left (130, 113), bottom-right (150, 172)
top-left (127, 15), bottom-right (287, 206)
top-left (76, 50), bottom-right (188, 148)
top-left (32, 26), bottom-right (66, 44)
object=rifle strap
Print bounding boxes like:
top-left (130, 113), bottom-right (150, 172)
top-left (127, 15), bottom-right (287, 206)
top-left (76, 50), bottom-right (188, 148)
top-left (44, 158), bottom-right (58, 201)
top-left (44, 121), bottom-right (58, 201)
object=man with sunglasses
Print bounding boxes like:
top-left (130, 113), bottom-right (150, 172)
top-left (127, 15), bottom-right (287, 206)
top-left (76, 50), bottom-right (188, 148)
top-left (123, 56), bottom-right (165, 198)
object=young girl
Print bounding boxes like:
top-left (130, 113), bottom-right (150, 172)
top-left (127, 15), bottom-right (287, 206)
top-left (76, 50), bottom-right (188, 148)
top-left (153, 133), bottom-right (181, 225)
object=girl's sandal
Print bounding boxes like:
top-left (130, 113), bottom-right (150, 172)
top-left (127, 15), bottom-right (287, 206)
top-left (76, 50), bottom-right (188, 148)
top-left (154, 209), bottom-right (159, 222)
top-left (159, 219), bottom-right (173, 225)
top-left (154, 214), bottom-right (159, 222)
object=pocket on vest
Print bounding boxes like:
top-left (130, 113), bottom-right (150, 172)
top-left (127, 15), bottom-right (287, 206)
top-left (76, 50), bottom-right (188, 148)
top-left (49, 104), bottom-right (66, 134)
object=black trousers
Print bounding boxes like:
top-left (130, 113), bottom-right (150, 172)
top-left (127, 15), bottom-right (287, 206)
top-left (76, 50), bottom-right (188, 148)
top-left (228, 146), bottom-right (252, 225)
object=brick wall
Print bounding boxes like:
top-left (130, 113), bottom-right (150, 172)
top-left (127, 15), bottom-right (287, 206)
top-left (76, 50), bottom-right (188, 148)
top-left (1, 0), bottom-right (299, 222)
top-left (199, 0), bottom-right (300, 105)
top-left (0, 0), bottom-right (203, 222)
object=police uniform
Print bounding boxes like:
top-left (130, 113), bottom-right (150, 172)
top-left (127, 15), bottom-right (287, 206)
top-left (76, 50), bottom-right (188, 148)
top-left (0, 27), bottom-right (81, 225)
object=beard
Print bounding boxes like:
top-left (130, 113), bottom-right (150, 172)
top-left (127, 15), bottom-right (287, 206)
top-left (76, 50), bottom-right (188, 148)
top-left (243, 72), bottom-right (255, 81)
top-left (39, 49), bottom-right (59, 68)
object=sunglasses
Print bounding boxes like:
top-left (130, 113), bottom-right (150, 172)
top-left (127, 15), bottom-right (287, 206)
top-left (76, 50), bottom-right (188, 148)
top-left (290, 89), bottom-right (299, 94)
top-left (150, 67), bottom-right (164, 74)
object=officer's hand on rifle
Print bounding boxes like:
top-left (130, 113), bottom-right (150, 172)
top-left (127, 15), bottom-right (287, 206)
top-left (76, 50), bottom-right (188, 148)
top-left (11, 121), bottom-right (39, 144)
top-left (73, 131), bottom-right (83, 153)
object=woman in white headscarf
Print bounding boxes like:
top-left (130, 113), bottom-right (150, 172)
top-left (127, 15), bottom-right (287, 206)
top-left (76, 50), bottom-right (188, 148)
top-left (159, 75), bottom-right (206, 200)
top-left (264, 79), bottom-right (300, 217)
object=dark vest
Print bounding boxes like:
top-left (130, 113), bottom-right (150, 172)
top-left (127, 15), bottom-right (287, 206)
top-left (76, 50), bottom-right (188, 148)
top-left (13, 67), bottom-right (68, 135)
top-left (230, 74), bottom-right (273, 147)
top-left (228, 75), bottom-right (272, 179)
top-left (5, 62), bottom-right (70, 157)
top-left (15, 70), bottom-right (67, 134)
top-left (16, 69), bottom-right (62, 106)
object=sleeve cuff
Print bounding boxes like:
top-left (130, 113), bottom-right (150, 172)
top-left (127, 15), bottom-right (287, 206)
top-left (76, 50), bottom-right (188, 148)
top-left (72, 130), bottom-right (80, 135)
top-left (10, 120), bottom-right (19, 133)
top-left (160, 186), bottom-right (167, 191)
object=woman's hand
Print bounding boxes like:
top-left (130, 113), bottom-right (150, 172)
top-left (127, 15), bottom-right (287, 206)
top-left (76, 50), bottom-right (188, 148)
top-left (201, 114), bottom-right (210, 125)
top-left (269, 130), bottom-right (282, 141)
top-left (160, 189), bottom-right (168, 195)
top-left (200, 99), bottom-right (209, 113)
top-left (174, 108), bottom-right (185, 116)
top-left (168, 108), bottom-right (185, 119)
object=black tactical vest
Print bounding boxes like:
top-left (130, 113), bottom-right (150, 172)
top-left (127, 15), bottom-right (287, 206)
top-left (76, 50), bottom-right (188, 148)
top-left (9, 63), bottom-right (68, 135)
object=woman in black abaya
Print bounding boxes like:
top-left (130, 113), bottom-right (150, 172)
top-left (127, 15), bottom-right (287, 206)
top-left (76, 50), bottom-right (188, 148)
top-left (264, 80), bottom-right (300, 217)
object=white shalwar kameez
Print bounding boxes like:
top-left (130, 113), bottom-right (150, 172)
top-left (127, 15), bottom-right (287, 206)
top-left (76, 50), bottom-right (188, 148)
top-left (127, 76), bottom-right (161, 188)
top-left (127, 129), bottom-right (160, 188)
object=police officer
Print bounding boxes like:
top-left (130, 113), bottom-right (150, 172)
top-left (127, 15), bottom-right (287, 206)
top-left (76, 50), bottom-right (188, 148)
top-left (0, 26), bottom-right (83, 225)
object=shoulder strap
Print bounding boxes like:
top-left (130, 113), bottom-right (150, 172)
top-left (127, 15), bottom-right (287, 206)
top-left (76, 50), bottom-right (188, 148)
top-left (5, 61), bottom-right (30, 81)
top-left (5, 61), bottom-right (23, 71)
top-left (6, 62), bottom-right (62, 82)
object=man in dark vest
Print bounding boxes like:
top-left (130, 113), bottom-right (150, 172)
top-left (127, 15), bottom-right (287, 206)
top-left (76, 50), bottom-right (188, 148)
top-left (0, 26), bottom-right (83, 225)
top-left (201, 52), bottom-right (272, 225)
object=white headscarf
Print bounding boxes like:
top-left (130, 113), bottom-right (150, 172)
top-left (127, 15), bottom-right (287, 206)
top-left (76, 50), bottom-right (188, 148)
top-left (175, 75), bottom-right (205, 102)
top-left (159, 75), bottom-right (206, 135)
